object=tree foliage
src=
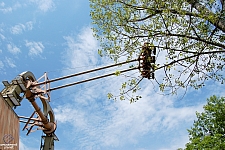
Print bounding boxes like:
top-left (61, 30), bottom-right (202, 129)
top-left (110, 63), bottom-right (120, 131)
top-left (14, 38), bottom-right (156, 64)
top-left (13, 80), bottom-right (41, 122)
top-left (90, 0), bottom-right (225, 101)
top-left (185, 95), bottom-right (225, 149)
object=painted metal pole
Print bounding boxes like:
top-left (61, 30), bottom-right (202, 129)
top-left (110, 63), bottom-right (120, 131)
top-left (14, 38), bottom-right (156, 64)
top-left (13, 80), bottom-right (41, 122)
top-left (34, 59), bottom-right (138, 86)
top-left (47, 67), bottom-right (138, 92)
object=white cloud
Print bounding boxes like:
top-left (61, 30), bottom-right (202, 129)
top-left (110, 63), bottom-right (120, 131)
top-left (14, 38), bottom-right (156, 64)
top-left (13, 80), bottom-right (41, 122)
top-left (30, 0), bottom-right (55, 12)
top-left (62, 27), bottom-right (103, 84)
top-left (0, 2), bottom-right (5, 7)
top-left (11, 24), bottom-right (25, 34)
top-left (0, 7), bottom-right (12, 13)
top-left (54, 84), bottom-right (204, 149)
top-left (10, 21), bottom-right (34, 34)
top-left (19, 138), bottom-right (37, 150)
top-left (25, 21), bottom-right (33, 30)
top-left (0, 60), bottom-right (4, 69)
top-left (54, 26), bottom-right (208, 149)
top-left (25, 40), bottom-right (44, 56)
top-left (0, 33), bottom-right (5, 40)
top-left (0, 2), bottom-right (21, 13)
top-left (19, 140), bottom-right (28, 150)
top-left (7, 43), bottom-right (21, 54)
top-left (5, 57), bottom-right (16, 68)
top-left (63, 28), bottom-right (99, 66)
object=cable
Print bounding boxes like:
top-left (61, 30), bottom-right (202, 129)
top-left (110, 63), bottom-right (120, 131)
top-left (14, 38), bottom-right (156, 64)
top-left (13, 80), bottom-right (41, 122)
top-left (47, 67), bottom-right (138, 92)
top-left (50, 69), bottom-right (139, 101)
top-left (34, 59), bottom-right (138, 86)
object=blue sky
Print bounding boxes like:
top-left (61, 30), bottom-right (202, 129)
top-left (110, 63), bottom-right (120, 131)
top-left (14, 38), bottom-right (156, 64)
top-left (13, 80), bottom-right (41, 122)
top-left (0, 1), bottom-right (225, 150)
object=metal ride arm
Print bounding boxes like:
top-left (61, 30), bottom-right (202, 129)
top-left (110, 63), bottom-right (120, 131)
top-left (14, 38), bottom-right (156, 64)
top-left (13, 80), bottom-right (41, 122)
top-left (0, 43), bottom-right (156, 150)
top-left (1, 71), bottom-right (57, 150)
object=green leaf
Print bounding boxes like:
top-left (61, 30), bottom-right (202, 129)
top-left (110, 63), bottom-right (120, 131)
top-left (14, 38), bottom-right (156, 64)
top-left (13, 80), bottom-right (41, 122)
top-left (98, 49), bottom-right (103, 57)
top-left (107, 93), bottom-right (113, 99)
top-left (185, 96), bottom-right (225, 149)
top-left (115, 70), bottom-right (121, 76)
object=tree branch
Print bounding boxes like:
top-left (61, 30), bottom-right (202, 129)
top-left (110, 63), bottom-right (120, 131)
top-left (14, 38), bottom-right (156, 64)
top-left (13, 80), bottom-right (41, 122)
top-left (157, 50), bottom-right (225, 72)
top-left (187, 0), bottom-right (225, 33)
top-left (168, 33), bottom-right (225, 49)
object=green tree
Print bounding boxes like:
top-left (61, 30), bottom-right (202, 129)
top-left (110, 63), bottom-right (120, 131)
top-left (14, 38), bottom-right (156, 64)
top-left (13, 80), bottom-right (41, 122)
top-left (90, 0), bottom-right (225, 101)
top-left (185, 95), bottom-right (225, 149)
